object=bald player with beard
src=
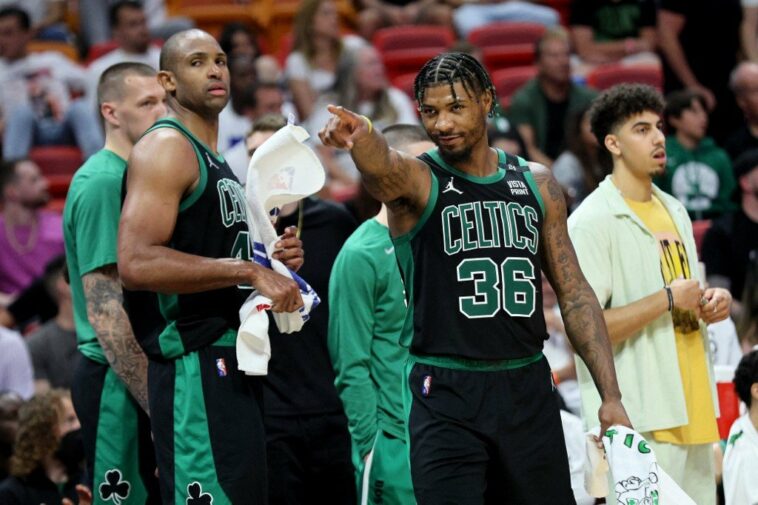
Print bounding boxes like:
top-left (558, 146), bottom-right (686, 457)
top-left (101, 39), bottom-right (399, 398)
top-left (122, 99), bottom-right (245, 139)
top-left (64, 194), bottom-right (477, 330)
top-left (118, 30), bottom-right (305, 505)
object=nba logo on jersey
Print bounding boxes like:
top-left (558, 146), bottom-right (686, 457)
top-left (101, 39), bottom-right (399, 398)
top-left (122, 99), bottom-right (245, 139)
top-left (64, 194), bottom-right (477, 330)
top-left (216, 358), bottom-right (227, 377)
top-left (421, 375), bottom-right (432, 397)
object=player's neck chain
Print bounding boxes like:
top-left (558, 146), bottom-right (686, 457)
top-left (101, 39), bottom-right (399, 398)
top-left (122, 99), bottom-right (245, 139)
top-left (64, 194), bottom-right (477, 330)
top-left (4, 213), bottom-right (39, 254)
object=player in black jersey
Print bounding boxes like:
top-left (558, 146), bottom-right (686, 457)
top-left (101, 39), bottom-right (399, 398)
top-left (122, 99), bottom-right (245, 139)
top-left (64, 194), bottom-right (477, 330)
top-left (320, 52), bottom-right (632, 504)
top-left (118, 30), bottom-right (305, 505)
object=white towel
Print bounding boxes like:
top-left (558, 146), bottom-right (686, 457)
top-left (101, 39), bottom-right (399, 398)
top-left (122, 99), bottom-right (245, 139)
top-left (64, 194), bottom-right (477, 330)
top-left (236, 123), bottom-right (325, 376)
top-left (584, 425), bottom-right (695, 505)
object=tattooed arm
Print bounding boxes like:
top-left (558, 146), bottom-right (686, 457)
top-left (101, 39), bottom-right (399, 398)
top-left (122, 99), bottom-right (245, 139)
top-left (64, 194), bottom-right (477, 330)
top-left (318, 105), bottom-right (430, 235)
top-left (531, 164), bottom-right (631, 433)
top-left (83, 264), bottom-right (149, 414)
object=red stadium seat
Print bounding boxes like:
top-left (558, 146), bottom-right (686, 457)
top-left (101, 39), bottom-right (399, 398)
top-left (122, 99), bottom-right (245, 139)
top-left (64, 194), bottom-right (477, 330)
top-left (373, 25), bottom-right (454, 54)
top-left (391, 72), bottom-right (417, 100)
top-left (586, 64), bottom-right (663, 91)
top-left (692, 219), bottom-right (712, 256)
top-left (468, 22), bottom-right (546, 49)
top-left (29, 146), bottom-right (83, 176)
top-left (46, 174), bottom-right (73, 199)
top-left (482, 44), bottom-right (535, 73)
top-left (491, 66), bottom-right (538, 109)
top-left (382, 48), bottom-right (446, 80)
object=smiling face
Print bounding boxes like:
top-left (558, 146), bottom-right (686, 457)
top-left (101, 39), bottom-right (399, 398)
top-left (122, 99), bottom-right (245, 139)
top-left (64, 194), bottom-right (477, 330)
top-left (160, 32), bottom-right (230, 117)
top-left (606, 110), bottom-right (667, 179)
top-left (418, 81), bottom-right (492, 163)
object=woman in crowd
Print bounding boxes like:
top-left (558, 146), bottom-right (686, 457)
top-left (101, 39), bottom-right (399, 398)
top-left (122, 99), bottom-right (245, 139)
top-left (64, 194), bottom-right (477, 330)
top-left (286, 0), bottom-right (365, 120)
top-left (0, 390), bottom-right (88, 504)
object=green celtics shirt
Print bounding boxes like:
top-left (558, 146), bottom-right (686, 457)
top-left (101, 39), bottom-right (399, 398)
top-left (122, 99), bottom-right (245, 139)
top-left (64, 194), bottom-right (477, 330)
top-left (328, 218), bottom-right (408, 458)
top-left (64, 149), bottom-right (126, 364)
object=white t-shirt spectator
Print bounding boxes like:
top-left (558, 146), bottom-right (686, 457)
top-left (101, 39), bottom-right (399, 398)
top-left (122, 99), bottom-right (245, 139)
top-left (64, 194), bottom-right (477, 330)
top-left (218, 102), bottom-right (252, 154)
top-left (0, 326), bottom-right (34, 400)
top-left (708, 317), bottom-right (743, 368)
top-left (284, 35), bottom-right (365, 94)
top-left (723, 414), bottom-right (758, 505)
top-left (0, 51), bottom-right (88, 119)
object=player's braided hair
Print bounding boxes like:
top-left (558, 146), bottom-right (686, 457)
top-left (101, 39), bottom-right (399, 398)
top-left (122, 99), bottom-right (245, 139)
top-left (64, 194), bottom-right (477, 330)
top-left (413, 52), bottom-right (498, 116)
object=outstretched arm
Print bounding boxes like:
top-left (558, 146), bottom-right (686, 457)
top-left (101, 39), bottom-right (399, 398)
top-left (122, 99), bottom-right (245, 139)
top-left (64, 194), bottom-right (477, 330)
top-left (118, 129), bottom-right (303, 313)
top-left (532, 164), bottom-right (631, 434)
top-left (319, 105), bottom-right (430, 234)
top-left (83, 265), bottom-right (149, 413)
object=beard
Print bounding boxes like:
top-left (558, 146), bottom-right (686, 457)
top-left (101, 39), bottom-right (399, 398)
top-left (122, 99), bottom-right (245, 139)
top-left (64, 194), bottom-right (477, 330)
top-left (438, 143), bottom-right (474, 164)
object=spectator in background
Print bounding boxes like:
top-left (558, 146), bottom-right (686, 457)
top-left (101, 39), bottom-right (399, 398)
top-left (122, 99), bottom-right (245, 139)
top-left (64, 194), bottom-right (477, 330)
top-left (658, 0), bottom-right (742, 144)
top-left (285, 0), bottom-right (365, 121)
top-left (742, 0), bottom-right (758, 62)
top-left (218, 22), bottom-right (280, 83)
top-left (655, 89), bottom-right (736, 220)
top-left (26, 255), bottom-right (78, 393)
top-left (242, 115), bottom-right (359, 505)
top-left (218, 55), bottom-right (258, 153)
top-left (308, 45), bottom-right (417, 186)
top-left (569, 0), bottom-right (659, 76)
top-left (0, 327), bottom-right (33, 400)
top-left (224, 86), bottom-right (288, 180)
top-left (0, 7), bottom-right (103, 160)
top-left (0, 390), bottom-right (88, 505)
top-left (702, 149), bottom-right (758, 311)
top-left (78, 0), bottom-right (193, 48)
top-left (0, 159), bottom-right (63, 299)
top-left (552, 105), bottom-right (609, 211)
top-left (453, 0), bottom-right (559, 39)
top-left (487, 118), bottom-right (526, 158)
top-left (737, 253), bottom-right (758, 353)
top-left (354, 0), bottom-right (454, 41)
top-left (0, 391), bottom-right (23, 481)
top-left (723, 350), bottom-right (758, 505)
top-left (86, 1), bottom-right (162, 107)
top-left (0, 0), bottom-right (72, 42)
top-left (725, 62), bottom-right (758, 161)
top-left (508, 27), bottom-right (597, 167)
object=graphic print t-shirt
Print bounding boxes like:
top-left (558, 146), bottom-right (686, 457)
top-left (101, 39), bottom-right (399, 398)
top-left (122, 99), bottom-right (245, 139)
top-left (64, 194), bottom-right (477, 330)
top-left (625, 195), bottom-right (718, 445)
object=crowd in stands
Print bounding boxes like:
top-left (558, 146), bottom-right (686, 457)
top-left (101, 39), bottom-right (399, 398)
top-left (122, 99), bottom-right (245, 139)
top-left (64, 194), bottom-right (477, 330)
top-left (0, 0), bottom-right (758, 504)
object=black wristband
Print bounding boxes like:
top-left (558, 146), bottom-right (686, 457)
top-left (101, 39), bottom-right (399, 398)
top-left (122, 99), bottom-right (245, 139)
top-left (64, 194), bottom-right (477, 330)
top-left (664, 286), bottom-right (674, 312)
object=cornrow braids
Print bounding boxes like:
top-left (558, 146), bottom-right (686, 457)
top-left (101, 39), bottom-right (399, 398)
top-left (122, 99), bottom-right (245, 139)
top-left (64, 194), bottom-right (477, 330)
top-left (413, 52), bottom-right (498, 116)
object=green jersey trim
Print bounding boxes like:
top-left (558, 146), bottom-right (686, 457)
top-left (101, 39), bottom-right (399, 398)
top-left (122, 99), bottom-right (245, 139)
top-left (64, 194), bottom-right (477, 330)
top-left (409, 352), bottom-right (543, 371)
top-left (517, 156), bottom-right (546, 219)
top-left (427, 148), bottom-right (506, 184)
top-left (392, 169), bottom-right (440, 245)
top-left (143, 119), bottom-right (209, 212)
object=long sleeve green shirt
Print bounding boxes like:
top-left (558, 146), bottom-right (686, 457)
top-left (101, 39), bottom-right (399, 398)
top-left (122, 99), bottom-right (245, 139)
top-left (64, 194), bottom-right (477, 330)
top-left (328, 218), bottom-right (408, 458)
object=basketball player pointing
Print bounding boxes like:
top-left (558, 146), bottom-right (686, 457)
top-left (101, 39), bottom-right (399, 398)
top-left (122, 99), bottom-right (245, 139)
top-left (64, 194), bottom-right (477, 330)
top-left (320, 52), bottom-right (631, 504)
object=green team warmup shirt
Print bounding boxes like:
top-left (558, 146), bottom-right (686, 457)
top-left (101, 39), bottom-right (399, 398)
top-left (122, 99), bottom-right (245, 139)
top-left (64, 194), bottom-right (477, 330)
top-left (63, 149), bottom-right (125, 364)
top-left (328, 218), bottom-right (408, 458)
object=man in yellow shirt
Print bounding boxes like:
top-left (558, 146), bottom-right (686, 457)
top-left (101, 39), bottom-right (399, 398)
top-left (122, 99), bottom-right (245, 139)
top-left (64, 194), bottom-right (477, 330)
top-left (568, 83), bottom-right (732, 504)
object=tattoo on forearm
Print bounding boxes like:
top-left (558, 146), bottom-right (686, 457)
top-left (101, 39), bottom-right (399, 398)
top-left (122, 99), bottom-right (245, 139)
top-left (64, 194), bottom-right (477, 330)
top-left (537, 171), bottom-right (621, 401)
top-left (84, 267), bottom-right (150, 414)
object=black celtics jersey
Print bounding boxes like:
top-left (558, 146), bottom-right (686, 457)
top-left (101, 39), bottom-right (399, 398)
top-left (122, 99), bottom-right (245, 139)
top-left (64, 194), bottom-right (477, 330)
top-left (394, 148), bottom-right (548, 360)
top-left (123, 118), bottom-right (250, 360)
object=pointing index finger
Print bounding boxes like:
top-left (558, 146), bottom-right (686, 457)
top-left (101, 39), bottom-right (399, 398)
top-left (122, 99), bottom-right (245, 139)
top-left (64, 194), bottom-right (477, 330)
top-left (327, 104), bottom-right (355, 121)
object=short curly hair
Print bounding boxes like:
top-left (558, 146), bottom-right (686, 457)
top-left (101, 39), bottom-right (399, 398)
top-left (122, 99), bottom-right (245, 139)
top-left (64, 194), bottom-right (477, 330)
top-left (734, 350), bottom-right (758, 408)
top-left (589, 84), bottom-right (664, 148)
top-left (10, 390), bottom-right (68, 477)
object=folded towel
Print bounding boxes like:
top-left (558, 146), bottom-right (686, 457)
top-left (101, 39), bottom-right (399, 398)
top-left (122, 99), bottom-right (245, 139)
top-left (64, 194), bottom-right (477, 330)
top-left (236, 123), bottom-right (325, 376)
top-left (584, 425), bottom-right (695, 504)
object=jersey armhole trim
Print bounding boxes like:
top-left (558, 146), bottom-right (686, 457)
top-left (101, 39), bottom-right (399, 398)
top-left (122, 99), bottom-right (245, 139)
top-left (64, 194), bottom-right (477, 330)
top-left (392, 170), bottom-right (439, 245)
top-left (143, 121), bottom-right (209, 213)
top-left (518, 156), bottom-right (546, 219)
